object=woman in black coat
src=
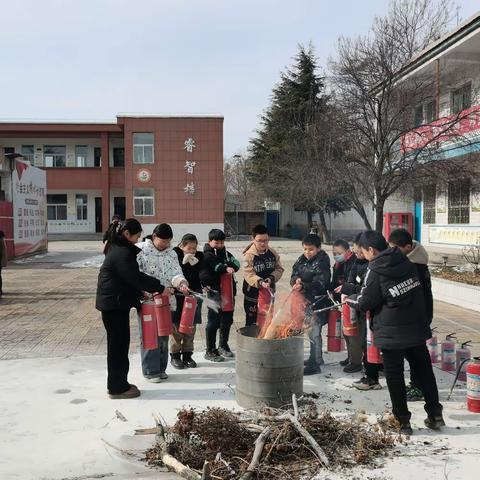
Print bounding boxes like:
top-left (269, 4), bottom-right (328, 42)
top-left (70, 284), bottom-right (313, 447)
top-left (96, 218), bottom-right (164, 399)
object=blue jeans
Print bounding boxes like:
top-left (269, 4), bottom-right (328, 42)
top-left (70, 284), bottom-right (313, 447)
top-left (138, 314), bottom-right (169, 377)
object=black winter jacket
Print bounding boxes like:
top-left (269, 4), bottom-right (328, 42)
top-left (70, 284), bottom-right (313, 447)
top-left (173, 247), bottom-right (204, 324)
top-left (347, 247), bottom-right (430, 350)
top-left (95, 236), bottom-right (164, 312)
top-left (290, 251), bottom-right (331, 304)
top-left (199, 244), bottom-right (240, 295)
top-left (340, 258), bottom-right (368, 296)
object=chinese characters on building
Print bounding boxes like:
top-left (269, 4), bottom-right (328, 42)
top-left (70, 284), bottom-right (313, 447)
top-left (183, 138), bottom-right (197, 195)
top-left (15, 181), bottom-right (46, 240)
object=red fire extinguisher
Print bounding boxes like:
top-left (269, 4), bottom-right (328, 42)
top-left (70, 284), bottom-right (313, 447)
top-left (441, 333), bottom-right (456, 372)
top-left (179, 296), bottom-right (197, 335)
top-left (456, 341), bottom-right (472, 382)
top-left (427, 327), bottom-right (439, 364)
top-left (257, 287), bottom-right (273, 329)
top-left (140, 301), bottom-right (158, 350)
top-left (467, 357), bottom-right (480, 413)
top-left (153, 292), bottom-right (173, 336)
top-left (366, 313), bottom-right (382, 364)
top-left (220, 273), bottom-right (234, 312)
top-left (341, 294), bottom-right (359, 337)
top-left (327, 308), bottom-right (342, 352)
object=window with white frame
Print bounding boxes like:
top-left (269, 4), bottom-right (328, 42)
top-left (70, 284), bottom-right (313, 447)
top-left (75, 145), bottom-right (88, 167)
top-left (21, 145), bottom-right (34, 164)
top-left (47, 194), bottom-right (67, 220)
top-left (133, 133), bottom-right (154, 164)
top-left (413, 100), bottom-right (436, 127)
top-left (451, 83), bottom-right (471, 114)
top-left (76, 194), bottom-right (88, 220)
top-left (133, 188), bottom-right (154, 216)
top-left (44, 145), bottom-right (66, 167)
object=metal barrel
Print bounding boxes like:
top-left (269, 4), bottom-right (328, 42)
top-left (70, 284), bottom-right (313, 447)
top-left (235, 325), bottom-right (304, 409)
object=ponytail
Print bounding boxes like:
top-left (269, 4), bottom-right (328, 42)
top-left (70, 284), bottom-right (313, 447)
top-left (103, 218), bottom-right (142, 254)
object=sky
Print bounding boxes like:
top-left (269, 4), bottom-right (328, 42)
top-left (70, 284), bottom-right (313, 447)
top-left (0, 0), bottom-right (478, 157)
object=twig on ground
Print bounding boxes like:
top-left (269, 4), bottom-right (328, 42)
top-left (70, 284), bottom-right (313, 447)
top-left (240, 426), bottom-right (272, 480)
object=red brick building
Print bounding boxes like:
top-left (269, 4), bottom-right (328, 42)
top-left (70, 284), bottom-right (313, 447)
top-left (0, 114), bottom-right (224, 239)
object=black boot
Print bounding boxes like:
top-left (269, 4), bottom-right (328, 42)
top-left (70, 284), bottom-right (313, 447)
top-left (170, 352), bottom-right (185, 369)
top-left (183, 352), bottom-right (197, 368)
top-left (304, 363), bottom-right (321, 376)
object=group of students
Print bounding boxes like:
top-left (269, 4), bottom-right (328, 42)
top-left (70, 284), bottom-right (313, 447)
top-left (95, 218), bottom-right (443, 435)
top-left (292, 227), bottom-right (442, 435)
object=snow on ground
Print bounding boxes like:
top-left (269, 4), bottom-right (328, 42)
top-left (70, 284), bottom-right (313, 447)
top-left (62, 254), bottom-right (104, 268)
top-left (1, 348), bottom-right (479, 480)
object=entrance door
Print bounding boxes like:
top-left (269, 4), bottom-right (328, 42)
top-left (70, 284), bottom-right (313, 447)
top-left (95, 197), bottom-right (102, 233)
top-left (113, 196), bottom-right (126, 220)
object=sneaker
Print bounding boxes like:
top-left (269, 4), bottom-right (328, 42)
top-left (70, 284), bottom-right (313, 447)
top-left (406, 385), bottom-right (424, 402)
top-left (353, 376), bottom-right (382, 390)
top-left (145, 376), bottom-right (161, 383)
top-left (339, 357), bottom-right (350, 367)
top-left (183, 352), bottom-right (197, 368)
top-left (108, 386), bottom-right (141, 399)
top-left (304, 364), bottom-right (321, 376)
top-left (205, 349), bottom-right (225, 362)
top-left (343, 363), bottom-right (362, 373)
top-left (424, 415), bottom-right (445, 430)
top-left (171, 353), bottom-right (185, 370)
top-left (218, 346), bottom-right (235, 358)
top-left (400, 422), bottom-right (413, 436)
top-left (159, 372), bottom-right (168, 380)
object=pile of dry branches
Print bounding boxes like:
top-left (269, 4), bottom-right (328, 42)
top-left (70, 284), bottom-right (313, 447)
top-left (144, 395), bottom-right (400, 479)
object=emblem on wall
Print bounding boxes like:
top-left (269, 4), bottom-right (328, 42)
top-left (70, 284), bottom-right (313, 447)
top-left (137, 169), bottom-right (152, 183)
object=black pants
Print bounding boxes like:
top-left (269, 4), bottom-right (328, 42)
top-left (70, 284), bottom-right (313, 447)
top-left (102, 309), bottom-right (131, 394)
top-left (381, 344), bottom-right (442, 423)
top-left (244, 296), bottom-right (258, 326)
top-left (206, 308), bottom-right (234, 352)
top-left (0, 266), bottom-right (3, 293)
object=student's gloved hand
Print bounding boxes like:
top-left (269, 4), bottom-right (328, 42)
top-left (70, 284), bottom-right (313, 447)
top-left (182, 253), bottom-right (199, 266)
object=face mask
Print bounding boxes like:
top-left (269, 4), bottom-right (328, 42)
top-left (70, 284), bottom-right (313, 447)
top-left (334, 254), bottom-right (345, 263)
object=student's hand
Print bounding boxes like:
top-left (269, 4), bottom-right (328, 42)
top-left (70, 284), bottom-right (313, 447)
top-left (166, 287), bottom-right (175, 295)
top-left (260, 278), bottom-right (271, 289)
top-left (293, 278), bottom-right (303, 291)
top-left (334, 285), bottom-right (342, 294)
top-left (226, 267), bottom-right (235, 274)
top-left (178, 283), bottom-right (189, 294)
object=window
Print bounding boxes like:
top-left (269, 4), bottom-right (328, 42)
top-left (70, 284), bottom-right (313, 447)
top-left (75, 145), bottom-right (88, 167)
top-left (113, 147), bottom-right (125, 167)
top-left (422, 185), bottom-right (436, 224)
top-left (133, 133), bottom-right (154, 164)
top-left (76, 194), bottom-right (88, 220)
top-left (133, 188), bottom-right (154, 216)
top-left (414, 100), bottom-right (436, 127)
top-left (94, 147), bottom-right (102, 167)
top-left (451, 83), bottom-right (471, 114)
top-left (21, 145), bottom-right (34, 164)
top-left (448, 179), bottom-right (470, 224)
top-left (44, 145), bottom-right (66, 167)
top-left (47, 194), bottom-right (67, 220)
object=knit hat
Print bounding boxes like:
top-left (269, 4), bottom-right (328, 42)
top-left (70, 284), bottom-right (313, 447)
top-left (153, 223), bottom-right (173, 240)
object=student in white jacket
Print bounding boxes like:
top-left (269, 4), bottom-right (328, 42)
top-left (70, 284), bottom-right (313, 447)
top-left (136, 224), bottom-right (188, 382)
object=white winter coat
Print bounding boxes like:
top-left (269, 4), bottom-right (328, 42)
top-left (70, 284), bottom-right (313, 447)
top-left (136, 238), bottom-right (187, 310)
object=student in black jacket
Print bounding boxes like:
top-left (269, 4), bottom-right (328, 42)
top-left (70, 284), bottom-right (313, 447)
top-left (388, 228), bottom-right (433, 401)
top-left (336, 232), bottom-right (382, 388)
top-left (96, 218), bottom-right (164, 399)
top-left (290, 234), bottom-right (330, 375)
top-left (347, 231), bottom-right (444, 435)
top-left (199, 229), bottom-right (240, 362)
top-left (172, 234), bottom-right (204, 369)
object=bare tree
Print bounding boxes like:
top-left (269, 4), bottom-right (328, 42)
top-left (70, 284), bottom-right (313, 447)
top-left (329, 0), bottom-right (478, 231)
